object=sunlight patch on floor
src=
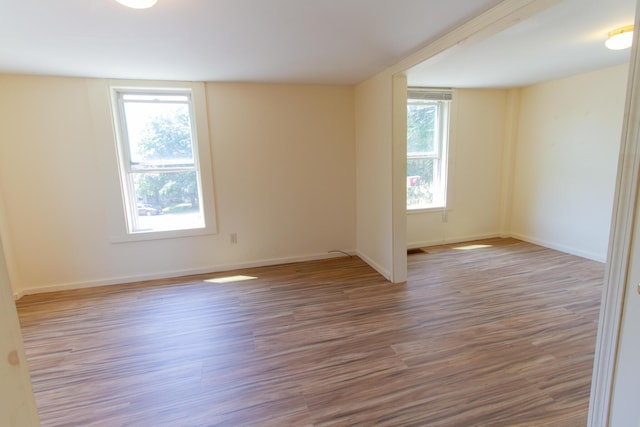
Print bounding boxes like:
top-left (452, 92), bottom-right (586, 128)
top-left (205, 275), bottom-right (258, 283)
top-left (452, 244), bottom-right (492, 251)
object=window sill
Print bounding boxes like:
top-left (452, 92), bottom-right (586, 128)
top-left (407, 206), bottom-right (448, 214)
top-left (110, 226), bottom-right (216, 243)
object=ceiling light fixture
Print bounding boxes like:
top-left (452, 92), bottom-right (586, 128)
top-left (605, 25), bottom-right (634, 50)
top-left (115, 0), bottom-right (157, 9)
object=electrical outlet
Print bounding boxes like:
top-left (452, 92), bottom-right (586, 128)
top-left (230, 233), bottom-right (238, 244)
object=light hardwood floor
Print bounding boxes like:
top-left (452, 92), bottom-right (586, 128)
top-left (17, 238), bottom-right (604, 426)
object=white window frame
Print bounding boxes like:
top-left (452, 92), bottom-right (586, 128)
top-left (87, 79), bottom-right (217, 243)
top-left (406, 89), bottom-right (452, 211)
top-left (112, 88), bottom-right (205, 234)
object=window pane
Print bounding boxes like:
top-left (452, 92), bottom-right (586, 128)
top-left (123, 100), bottom-right (195, 169)
top-left (407, 158), bottom-right (436, 209)
top-left (407, 103), bottom-right (436, 154)
top-left (132, 171), bottom-right (204, 232)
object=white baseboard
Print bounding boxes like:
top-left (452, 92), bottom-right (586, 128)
top-left (14, 249), bottom-right (357, 298)
top-left (408, 232), bottom-right (606, 263)
top-left (356, 251), bottom-right (391, 282)
top-left (14, 233), bottom-right (604, 300)
top-left (407, 233), bottom-right (501, 250)
top-left (509, 232), bottom-right (606, 263)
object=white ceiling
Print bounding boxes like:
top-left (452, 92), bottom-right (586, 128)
top-left (1, 0), bottom-right (635, 87)
top-left (407, 0), bottom-right (636, 88)
top-left (0, 0), bottom-right (503, 85)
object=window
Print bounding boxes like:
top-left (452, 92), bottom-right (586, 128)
top-left (407, 89), bottom-right (452, 210)
top-left (112, 87), bottom-right (208, 234)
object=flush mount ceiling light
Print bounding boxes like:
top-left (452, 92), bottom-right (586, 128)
top-left (605, 25), bottom-right (634, 50)
top-left (115, 0), bottom-right (157, 9)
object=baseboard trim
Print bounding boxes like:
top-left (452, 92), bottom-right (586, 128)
top-left (407, 232), bottom-right (606, 263)
top-left (13, 250), bottom-right (357, 298)
top-left (407, 233), bottom-right (501, 250)
top-left (356, 251), bottom-right (391, 282)
top-left (13, 233), bottom-right (605, 299)
top-left (509, 233), bottom-right (606, 263)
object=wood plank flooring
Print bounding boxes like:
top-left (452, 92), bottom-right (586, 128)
top-left (17, 238), bottom-right (604, 426)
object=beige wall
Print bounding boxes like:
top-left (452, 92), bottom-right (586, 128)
top-left (0, 228), bottom-right (40, 426)
top-left (0, 65), bottom-right (628, 295)
top-left (407, 89), bottom-right (508, 247)
top-left (354, 72), bottom-right (394, 280)
top-left (510, 64), bottom-right (628, 261)
top-left (406, 65), bottom-right (627, 262)
top-left (0, 75), bottom-right (356, 295)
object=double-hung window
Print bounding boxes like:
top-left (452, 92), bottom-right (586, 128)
top-left (407, 88), bottom-right (452, 210)
top-left (112, 87), bottom-right (208, 234)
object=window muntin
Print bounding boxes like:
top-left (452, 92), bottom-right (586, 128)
top-left (113, 88), bottom-right (205, 234)
top-left (407, 89), bottom-right (451, 210)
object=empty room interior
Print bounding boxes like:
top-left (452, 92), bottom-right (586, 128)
top-left (2, 0), bottom-right (640, 426)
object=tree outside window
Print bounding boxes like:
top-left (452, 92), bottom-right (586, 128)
top-left (114, 90), bottom-right (205, 233)
top-left (407, 89), bottom-right (452, 210)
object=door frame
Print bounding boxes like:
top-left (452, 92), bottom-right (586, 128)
top-left (588, 0), bottom-right (640, 424)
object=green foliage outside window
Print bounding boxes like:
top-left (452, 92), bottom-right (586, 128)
top-left (407, 101), bottom-right (438, 209)
top-left (407, 103), bottom-right (436, 154)
top-left (133, 110), bottom-right (200, 212)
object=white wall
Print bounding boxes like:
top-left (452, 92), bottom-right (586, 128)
top-left (510, 64), bottom-right (628, 261)
top-left (0, 75), bottom-right (356, 295)
top-left (407, 66), bottom-right (626, 261)
top-left (0, 227), bottom-right (40, 425)
top-left (354, 73), bottom-right (394, 280)
top-left (609, 191), bottom-right (640, 426)
top-left (208, 82), bottom-right (356, 265)
top-left (0, 65), bottom-right (628, 295)
top-left (407, 89), bottom-right (508, 247)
